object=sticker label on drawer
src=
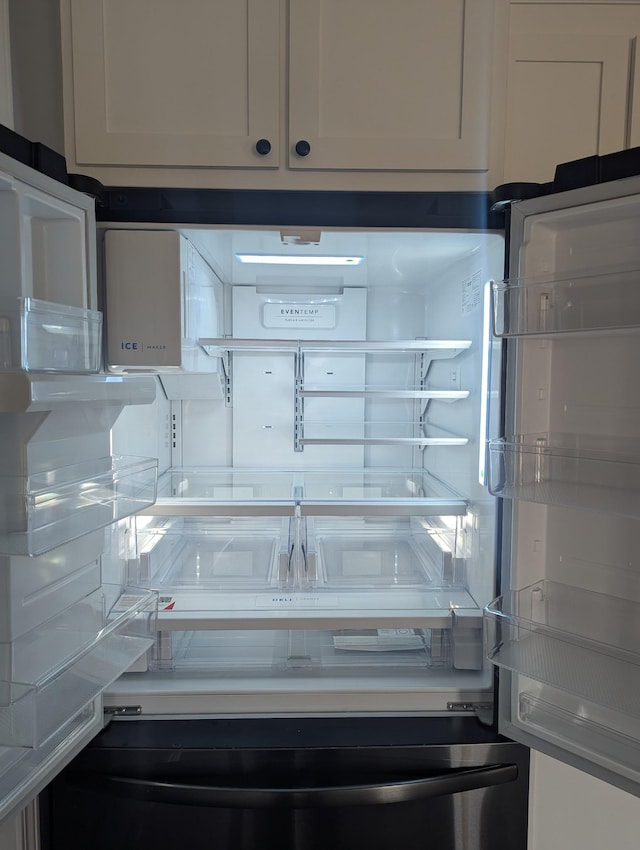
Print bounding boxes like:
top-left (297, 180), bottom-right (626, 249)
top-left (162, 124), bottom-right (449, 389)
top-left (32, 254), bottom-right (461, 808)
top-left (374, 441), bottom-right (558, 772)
top-left (159, 596), bottom-right (176, 611)
top-left (111, 593), bottom-right (151, 612)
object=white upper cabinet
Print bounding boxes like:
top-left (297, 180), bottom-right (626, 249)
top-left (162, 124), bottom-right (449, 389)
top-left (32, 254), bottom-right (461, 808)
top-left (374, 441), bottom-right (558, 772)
top-left (504, 3), bottom-right (640, 184)
top-left (60, 0), bottom-right (505, 190)
top-left (64, 0), bottom-right (280, 169)
top-left (287, 0), bottom-right (493, 172)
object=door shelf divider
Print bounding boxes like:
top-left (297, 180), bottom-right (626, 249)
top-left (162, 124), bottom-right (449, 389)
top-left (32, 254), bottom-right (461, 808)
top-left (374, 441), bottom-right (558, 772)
top-left (492, 266), bottom-right (640, 336)
top-left (488, 433), bottom-right (640, 518)
top-left (0, 588), bottom-right (157, 748)
top-left (484, 581), bottom-right (640, 716)
top-left (0, 455), bottom-right (159, 556)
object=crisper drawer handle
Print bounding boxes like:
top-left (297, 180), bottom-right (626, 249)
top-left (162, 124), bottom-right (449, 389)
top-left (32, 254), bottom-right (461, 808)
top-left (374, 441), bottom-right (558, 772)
top-left (74, 764), bottom-right (518, 808)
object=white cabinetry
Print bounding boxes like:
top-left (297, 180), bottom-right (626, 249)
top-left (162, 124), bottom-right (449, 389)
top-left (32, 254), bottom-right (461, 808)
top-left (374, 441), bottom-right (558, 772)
top-left (63, 0), bottom-right (280, 170)
top-left (504, 2), bottom-right (640, 184)
top-left (60, 0), bottom-right (503, 191)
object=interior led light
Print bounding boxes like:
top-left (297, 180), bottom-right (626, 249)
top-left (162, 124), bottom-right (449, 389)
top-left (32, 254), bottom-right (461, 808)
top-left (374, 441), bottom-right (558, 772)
top-left (235, 254), bottom-right (364, 266)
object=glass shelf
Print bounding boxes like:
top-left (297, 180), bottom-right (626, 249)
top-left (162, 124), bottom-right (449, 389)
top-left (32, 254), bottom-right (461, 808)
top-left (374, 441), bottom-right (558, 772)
top-left (492, 267), bottom-right (640, 336)
top-left (199, 338), bottom-right (472, 357)
top-left (299, 386), bottom-right (469, 402)
top-left (0, 588), bottom-right (157, 748)
top-left (0, 455), bottom-right (158, 556)
top-left (299, 422), bottom-right (468, 447)
top-left (148, 468), bottom-right (468, 517)
top-left (0, 296), bottom-right (102, 373)
top-left (488, 434), bottom-right (640, 517)
top-left (484, 581), bottom-right (640, 716)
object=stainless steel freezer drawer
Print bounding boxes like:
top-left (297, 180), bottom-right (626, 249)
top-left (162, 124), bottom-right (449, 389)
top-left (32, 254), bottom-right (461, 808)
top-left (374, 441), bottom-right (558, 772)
top-left (42, 717), bottom-right (529, 850)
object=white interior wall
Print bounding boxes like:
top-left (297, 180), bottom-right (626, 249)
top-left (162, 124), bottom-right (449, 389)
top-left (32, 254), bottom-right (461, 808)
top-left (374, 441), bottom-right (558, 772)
top-left (528, 752), bottom-right (640, 850)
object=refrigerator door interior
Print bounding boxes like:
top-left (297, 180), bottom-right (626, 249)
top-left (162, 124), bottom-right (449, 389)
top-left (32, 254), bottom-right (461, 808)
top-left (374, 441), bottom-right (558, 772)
top-left (488, 174), bottom-right (640, 795)
top-left (104, 224), bottom-right (505, 716)
top-left (0, 150), bottom-right (159, 825)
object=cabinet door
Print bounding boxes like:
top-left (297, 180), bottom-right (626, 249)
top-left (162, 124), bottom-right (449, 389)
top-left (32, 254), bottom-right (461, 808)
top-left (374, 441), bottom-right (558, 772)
top-left (504, 4), bottom-right (640, 184)
top-left (288, 0), bottom-right (494, 171)
top-left (63, 0), bottom-right (279, 168)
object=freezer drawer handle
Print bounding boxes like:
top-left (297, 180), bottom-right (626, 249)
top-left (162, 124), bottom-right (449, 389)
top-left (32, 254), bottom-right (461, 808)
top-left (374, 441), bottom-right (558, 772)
top-left (73, 764), bottom-right (518, 808)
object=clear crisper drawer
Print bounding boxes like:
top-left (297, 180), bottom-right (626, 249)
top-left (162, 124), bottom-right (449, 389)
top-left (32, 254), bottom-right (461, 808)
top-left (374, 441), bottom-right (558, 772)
top-left (492, 267), bottom-right (640, 336)
top-left (0, 455), bottom-right (159, 556)
top-left (0, 588), bottom-right (157, 747)
top-left (488, 434), bottom-right (640, 517)
top-left (314, 518), bottom-right (461, 589)
top-left (156, 628), bottom-right (451, 674)
top-left (0, 297), bottom-right (102, 372)
top-left (136, 518), bottom-right (285, 589)
top-left (484, 581), bottom-right (640, 715)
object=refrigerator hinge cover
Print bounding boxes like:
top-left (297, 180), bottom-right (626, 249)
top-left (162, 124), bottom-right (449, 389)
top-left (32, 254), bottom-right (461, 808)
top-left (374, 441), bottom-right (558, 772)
top-left (447, 701), bottom-right (493, 723)
top-left (104, 705), bottom-right (142, 719)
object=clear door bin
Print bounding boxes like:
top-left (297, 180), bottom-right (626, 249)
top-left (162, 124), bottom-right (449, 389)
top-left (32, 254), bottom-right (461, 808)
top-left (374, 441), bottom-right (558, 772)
top-left (484, 581), bottom-right (640, 716)
top-left (488, 434), bottom-right (640, 517)
top-left (0, 455), bottom-right (158, 556)
top-left (0, 532), bottom-right (103, 642)
top-left (0, 588), bottom-right (157, 748)
top-left (0, 297), bottom-right (102, 373)
top-left (492, 267), bottom-right (640, 336)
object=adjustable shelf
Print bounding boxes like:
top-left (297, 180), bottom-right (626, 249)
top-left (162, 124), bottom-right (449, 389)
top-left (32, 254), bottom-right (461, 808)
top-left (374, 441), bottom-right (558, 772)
top-left (146, 468), bottom-right (468, 517)
top-left (151, 588), bottom-right (476, 632)
top-left (299, 387), bottom-right (469, 402)
top-left (488, 433), bottom-right (640, 518)
top-left (0, 588), bottom-right (157, 748)
top-left (492, 266), bottom-right (640, 336)
top-left (0, 455), bottom-right (158, 556)
top-left (484, 581), bottom-right (640, 716)
top-left (298, 422), bottom-right (469, 447)
top-left (198, 338), bottom-right (472, 452)
top-left (199, 338), bottom-right (472, 357)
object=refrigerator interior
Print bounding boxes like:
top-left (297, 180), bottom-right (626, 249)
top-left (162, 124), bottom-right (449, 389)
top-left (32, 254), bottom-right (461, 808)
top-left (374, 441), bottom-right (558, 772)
top-left (486, 183), bottom-right (640, 789)
top-left (105, 225), bottom-right (505, 715)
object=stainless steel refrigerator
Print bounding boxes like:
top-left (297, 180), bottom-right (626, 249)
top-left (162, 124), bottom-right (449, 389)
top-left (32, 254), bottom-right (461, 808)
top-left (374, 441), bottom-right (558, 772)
top-left (0, 127), bottom-right (638, 848)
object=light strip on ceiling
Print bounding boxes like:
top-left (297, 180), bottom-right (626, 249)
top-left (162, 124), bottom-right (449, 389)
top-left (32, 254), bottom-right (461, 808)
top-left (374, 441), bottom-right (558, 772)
top-left (236, 254), bottom-right (363, 266)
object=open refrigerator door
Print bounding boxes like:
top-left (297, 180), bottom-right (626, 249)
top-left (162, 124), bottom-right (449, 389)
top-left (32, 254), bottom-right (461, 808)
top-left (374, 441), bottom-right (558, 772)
top-left (486, 175), bottom-right (640, 795)
top-left (0, 149), bottom-right (159, 823)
